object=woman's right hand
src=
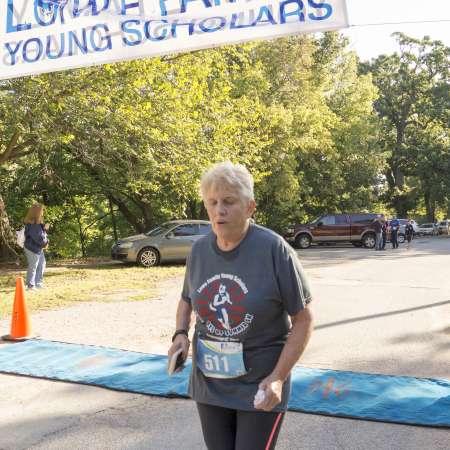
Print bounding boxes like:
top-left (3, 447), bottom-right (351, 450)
top-left (168, 334), bottom-right (190, 361)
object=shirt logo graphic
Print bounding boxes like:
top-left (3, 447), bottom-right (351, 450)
top-left (196, 273), bottom-right (254, 338)
top-left (209, 283), bottom-right (233, 330)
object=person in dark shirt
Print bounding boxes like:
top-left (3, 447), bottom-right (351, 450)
top-left (168, 161), bottom-right (313, 450)
top-left (373, 218), bottom-right (383, 250)
top-left (381, 219), bottom-right (388, 250)
top-left (23, 203), bottom-right (49, 289)
top-left (405, 220), bottom-right (414, 250)
top-left (390, 218), bottom-right (400, 249)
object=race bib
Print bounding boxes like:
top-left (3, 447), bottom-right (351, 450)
top-left (196, 338), bottom-right (247, 379)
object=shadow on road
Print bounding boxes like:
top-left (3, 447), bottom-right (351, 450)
top-left (315, 300), bottom-right (450, 330)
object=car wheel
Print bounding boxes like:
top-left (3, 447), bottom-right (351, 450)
top-left (295, 234), bottom-right (312, 249)
top-left (351, 242), bottom-right (363, 247)
top-left (362, 233), bottom-right (376, 249)
top-left (137, 247), bottom-right (160, 267)
top-left (398, 233), bottom-right (405, 244)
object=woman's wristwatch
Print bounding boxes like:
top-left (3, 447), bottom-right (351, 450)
top-left (172, 329), bottom-right (189, 342)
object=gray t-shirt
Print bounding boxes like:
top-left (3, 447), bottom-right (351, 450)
top-left (181, 223), bottom-right (312, 412)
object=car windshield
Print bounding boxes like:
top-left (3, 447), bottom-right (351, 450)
top-left (145, 223), bottom-right (173, 237)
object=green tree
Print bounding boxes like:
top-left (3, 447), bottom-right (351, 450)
top-left (362, 33), bottom-right (450, 217)
top-left (1, 33), bottom-right (389, 258)
top-left (0, 76), bottom-right (62, 258)
top-left (255, 33), bottom-right (384, 230)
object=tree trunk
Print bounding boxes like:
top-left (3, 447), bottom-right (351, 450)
top-left (188, 199), bottom-right (198, 219)
top-left (390, 123), bottom-right (408, 217)
top-left (135, 200), bottom-right (152, 229)
top-left (424, 190), bottom-right (434, 222)
top-left (394, 167), bottom-right (405, 191)
top-left (394, 199), bottom-right (409, 218)
top-left (74, 206), bottom-right (86, 258)
top-left (108, 196), bottom-right (118, 242)
top-left (199, 202), bottom-right (207, 220)
top-left (0, 194), bottom-right (19, 262)
top-left (110, 195), bottom-right (145, 233)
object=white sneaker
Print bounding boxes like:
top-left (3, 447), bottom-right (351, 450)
top-left (26, 286), bottom-right (36, 291)
top-left (36, 284), bottom-right (45, 289)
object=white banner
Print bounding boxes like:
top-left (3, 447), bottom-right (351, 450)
top-left (1, 0), bottom-right (349, 80)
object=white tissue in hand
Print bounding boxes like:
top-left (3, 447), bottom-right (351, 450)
top-left (254, 389), bottom-right (266, 407)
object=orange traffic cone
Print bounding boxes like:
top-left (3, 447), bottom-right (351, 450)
top-left (2, 277), bottom-right (33, 341)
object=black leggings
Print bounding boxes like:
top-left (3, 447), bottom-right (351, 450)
top-left (196, 402), bottom-right (285, 450)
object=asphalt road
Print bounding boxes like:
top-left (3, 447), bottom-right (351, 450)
top-left (0, 236), bottom-right (449, 450)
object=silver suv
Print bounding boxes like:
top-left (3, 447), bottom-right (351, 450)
top-left (111, 220), bottom-right (211, 267)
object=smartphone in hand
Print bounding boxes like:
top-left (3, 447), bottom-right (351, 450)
top-left (167, 348), bottom-right (185, 376)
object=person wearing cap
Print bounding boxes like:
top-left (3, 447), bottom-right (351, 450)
top-left (168, 161), bottom-right (313, 450)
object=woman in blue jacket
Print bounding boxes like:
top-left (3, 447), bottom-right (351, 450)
top-left (23, 203), bottom-right (49, 289)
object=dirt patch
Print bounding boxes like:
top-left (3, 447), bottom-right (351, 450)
top-left (89, 289), bottom-right (150, 302)
top-left (0, 275), bottom-right (185, 356)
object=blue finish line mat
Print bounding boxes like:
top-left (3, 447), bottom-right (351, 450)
top-left (0, 339), bottom-right (449, 428)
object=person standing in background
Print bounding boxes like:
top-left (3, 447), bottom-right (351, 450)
top-left (23, 203), bottom-right (49, 289)
top-left (373, 218), bottom-right (383, 251)
top-left (405, 219), bottom-right (414, 250)
top-left (390, 218), bottom-right (400, 249)
top-left (381, 219), bottom-right (388, 250)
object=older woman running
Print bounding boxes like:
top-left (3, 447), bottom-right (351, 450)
top-left (168, 161), bottom-right (314, 450)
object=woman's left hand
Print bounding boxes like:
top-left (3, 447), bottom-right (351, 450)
top-left (254, 376), bottom-right (284, 411)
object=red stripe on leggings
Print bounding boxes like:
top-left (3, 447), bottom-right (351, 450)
top-left (265, 412), bottom-right (283, 450)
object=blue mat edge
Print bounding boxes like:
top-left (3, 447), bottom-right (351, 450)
top-left (0, 368), bottom-right (191, 398)
top-left (2, 369), bottom-right (448, 429)
top-left (7, 338), bottom-right (449, 386)
top-left (1, 339), bottom-right (449, 429)
top-left (10, 338), bottom-right (450, 384)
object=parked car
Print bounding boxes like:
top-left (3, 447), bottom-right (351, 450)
top-left (284, 213), bottom-right (384, 249)
top-left (417, 223), bottom-right (438, 236)
top-left (436, 219), bottom-right (450, 235)
top-left (111, 220), bottom-right (211, 267)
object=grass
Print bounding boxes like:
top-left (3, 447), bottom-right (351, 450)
top-left (0, 260), bottom-right (185, 320)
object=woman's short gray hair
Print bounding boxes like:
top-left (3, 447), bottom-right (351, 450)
top-left (200, 161), bottom-right (254, 203)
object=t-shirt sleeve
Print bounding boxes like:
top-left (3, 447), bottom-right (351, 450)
top-left (275, 240), bottom-right (312, 316)
top-left (181, 251), bottom-right (192, 304)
